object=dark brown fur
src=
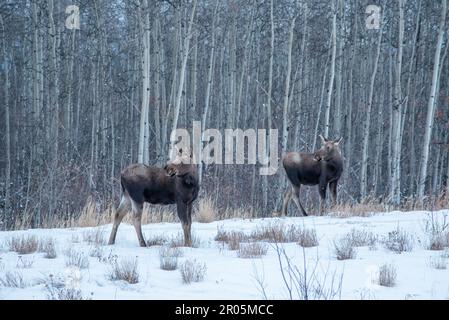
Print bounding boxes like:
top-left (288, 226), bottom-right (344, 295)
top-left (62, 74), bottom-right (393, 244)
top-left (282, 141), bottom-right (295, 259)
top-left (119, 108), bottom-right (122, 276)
top-left (108, 150), bottom-right (199, 247)
top-left (281, 136), bottom-right (343, 216)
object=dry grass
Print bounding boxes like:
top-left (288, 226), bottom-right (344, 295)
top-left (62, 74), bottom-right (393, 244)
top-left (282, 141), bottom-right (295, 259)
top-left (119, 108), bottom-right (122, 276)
top-left (237, 242), bottom-right (268, 258)
top-left (382, 227), bottom-right (414, 254)
top-left (0, 271), bottom-right (27, 288)
top-left (214, 227), bottom-right (249, 250)
top-left (180, 259), bottom-right (207, 284)
top-left (8, 235), bottom-right (39, 254)
top-left (39, 274), bottom-right (87, 300)
top-left (346, 228), bottom-right (378, 248)
top-left (196, 197), bottom-right (216, 223)
top-left (39, 238), bottom-right (57, 259)
top-left (333, 235), bottom-right (357, 260)
top-left (296, 228), bottom-right (319, 248)
top-left (251, 222), bottom-right (312, 243)
top-left (146, 234), bottom-right (169, 247)
top-left (65, 248), bottom-right (90, 269)
top-left (428, 255), bottom-right (447, 270)
top-left (377, 263), bottom-right (397, 287)
top-left (82, 228), bottom-right (106, 246)
top-left (107, 257), bottom-right (139, 284)
top-left (330, 202), bottom-right (385, 218)
top-left (16, 256), bottom-right (34, 269)
top-left (423, 213), bottom-right (449, 250)
top-left (169, 232), bottom-right (202, 248)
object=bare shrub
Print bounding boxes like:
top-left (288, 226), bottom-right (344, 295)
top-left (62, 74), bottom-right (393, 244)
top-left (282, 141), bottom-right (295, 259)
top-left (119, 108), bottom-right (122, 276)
top-left (89, 245), bottom-right (104, 259)
top-left (107, 257), bottom-right (139, 284)
top-left (346, 228), bottom-right (377, 247)
top-left (237, 242), bottom-right (268, 258)
top-left (159, 246), bottom-right (183, 271)
top-left (16, 255), bottom-right (34, 268)
top-left (423, 213), bottom-right (449, 250)
top-left (251, 222), bottom-right (310, 243)
top-left (0, 271), bottom-right (27, 288)
top-left (8, 235), bottom-right (39, 254)
top-left (180, 259), bottom-right (207, 284)
top-left (197, 197), bottom-right (216, 223)
top-left (377, 263), bottom-right (397, 287)
top-left (333, 235), bottom-right (357, 260)
top-left (428, 255), bottom-right (447, 270)
top-left (39, 238), bottom-right (57, 259)
top-left (70, 234), bottom-right (80, 243)
top-left (382, 227), bottom-right (414, 253)
top-left (39, 274), bottom-right (87, 300)
top-left (146, 234), bottom-right (169, 247)
top-left (214, 227), bottom-right (248, 250)
top-left (65, 248), bottom-right (90, 269)
top-left (267, 244), bottom-right (343, 300)
top-left (297, 228), bottom-right (319, 247)
top-left (82, 228), bottom-right (106, 246)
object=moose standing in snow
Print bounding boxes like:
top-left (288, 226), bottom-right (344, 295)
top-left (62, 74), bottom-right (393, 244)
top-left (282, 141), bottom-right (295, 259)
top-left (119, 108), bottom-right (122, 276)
top-left (281, 135), bottom-right (343, 216)
top-left (108, 148), bottom-right (199, 247)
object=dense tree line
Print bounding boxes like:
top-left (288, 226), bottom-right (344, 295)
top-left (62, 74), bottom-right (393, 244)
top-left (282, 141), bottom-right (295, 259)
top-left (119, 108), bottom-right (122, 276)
top-left (1, 0), bottom-right (448, 229)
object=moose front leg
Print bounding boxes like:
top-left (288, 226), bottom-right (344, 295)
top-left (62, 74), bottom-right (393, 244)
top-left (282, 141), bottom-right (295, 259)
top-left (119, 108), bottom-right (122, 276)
top-left (318, 183), bottom-right (327, 216)
top-left (281, 188), bottom-right (292, 217)
top-left (329, 181), bottom-right (338, 208)
top-left (131, 201), bottom-right (147, 247)
top-left (177, 201), bottom-right (192, 247)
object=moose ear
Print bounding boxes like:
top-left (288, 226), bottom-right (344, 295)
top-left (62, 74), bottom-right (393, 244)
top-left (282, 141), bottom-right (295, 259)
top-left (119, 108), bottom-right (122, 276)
top-left (334, 137), bottom-right (343, 145)
top-left (319, 134), bottom-right (326, 144)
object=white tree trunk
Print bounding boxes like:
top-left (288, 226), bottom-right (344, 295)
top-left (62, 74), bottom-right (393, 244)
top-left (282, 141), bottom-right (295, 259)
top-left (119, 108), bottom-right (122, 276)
top-left (324, 0), bottom-right (337, 138)
top-left (417, 0), bottom-right (447, 202)
top-left (360, 24), bottom-right (383, 199)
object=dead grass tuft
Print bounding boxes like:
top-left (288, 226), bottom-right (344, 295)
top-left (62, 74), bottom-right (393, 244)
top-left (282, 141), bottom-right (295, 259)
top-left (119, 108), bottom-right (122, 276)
top-left (237, 242), bottom-right (268, 258)
top-left (196, 197), bottom-right (216, 223)
top-left (8, 235), bottom-right (39, 254)
top-left (180, 259), bottom-right (207, 284)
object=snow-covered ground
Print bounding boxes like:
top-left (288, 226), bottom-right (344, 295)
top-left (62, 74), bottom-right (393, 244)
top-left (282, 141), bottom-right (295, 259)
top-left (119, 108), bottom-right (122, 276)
top-left (1, 210), bottom-right (449, 300)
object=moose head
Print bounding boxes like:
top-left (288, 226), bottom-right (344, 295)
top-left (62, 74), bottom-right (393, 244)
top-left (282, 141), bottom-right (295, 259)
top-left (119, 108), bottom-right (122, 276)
top-left (314, 135), bottom-right (343, 162)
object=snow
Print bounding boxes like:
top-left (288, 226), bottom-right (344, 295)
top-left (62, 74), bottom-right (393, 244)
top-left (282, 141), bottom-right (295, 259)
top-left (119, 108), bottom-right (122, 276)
top-left (1, 210), bottom-right (449, 300)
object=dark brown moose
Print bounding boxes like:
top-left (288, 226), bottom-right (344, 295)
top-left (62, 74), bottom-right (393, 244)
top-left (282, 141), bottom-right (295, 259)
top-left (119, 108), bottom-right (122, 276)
top-left (108, 148), bottom-right (199, 247)
top-left (281, 135), bottom-right (343, 216)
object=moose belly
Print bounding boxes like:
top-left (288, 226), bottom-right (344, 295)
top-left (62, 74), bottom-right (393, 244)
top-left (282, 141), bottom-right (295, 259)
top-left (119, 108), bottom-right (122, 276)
top-left (143, 189), bottom-right (176, 205)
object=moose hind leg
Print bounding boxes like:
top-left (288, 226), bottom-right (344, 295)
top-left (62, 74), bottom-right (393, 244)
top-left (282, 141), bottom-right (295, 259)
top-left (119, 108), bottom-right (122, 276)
top-left (329, 181), bottom-right (338, 207)
top-left (281, 188), bottom-right (292, 217)
top-left (131, 200), bottom-right (146, 247)
top-left (108, 194), bottom-right (130, 245)
top-left (291, 185), bottom-right (308, 217)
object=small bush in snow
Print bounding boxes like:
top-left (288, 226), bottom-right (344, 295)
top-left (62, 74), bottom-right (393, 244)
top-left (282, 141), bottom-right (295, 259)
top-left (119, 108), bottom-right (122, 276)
top-left (237, 242), bottom-right (268, 259)
top-left (180, 259), bottom-right (207, 284)
top-left (39, 238), bottom-right (57, 259)
top-left (197, 197), bottom-right (216, 223)
top-left (428, 255), bottom-right (447, 270)
top-left (82, 228), bottom-right (106, 246)
top-left (382, 227), bottom-right (414, 254)
top-left (297, 228), bottom-right (319, 248)
top-left (159, 246), bottom-right (183, 271)
top-left (89, 245), bottom-right (104, 259)
top-left (214, 227), bottom-right (248, 250)
top-left (251, 223), bottom-right (311, 243)
top-left (333, 236), bottom-right (357, 260)
top-left (0, 271), bottom-right (27, 288)
top-left (70, 234), bottom-right (80, 243)
top-left (377, 263), bottom-right (397, 287)
top-left (107, 257), bottom-right (139, 284)
top-left (146, 234), bottom-right (168, 247)
top-left (8, 235), bottom-right (39, 254)
top-left (16, 255), bottom-right (34, 269)
top-left (40, 274), bottom-right (86, 300)
top-left (423, 213), bottom-right (449, 250)
top-left (346, 228), bottom-right (377, 247)
top-left (65, 248), bottom-right (89, 269)
top-left (169, 232), bottom-right (202, 248)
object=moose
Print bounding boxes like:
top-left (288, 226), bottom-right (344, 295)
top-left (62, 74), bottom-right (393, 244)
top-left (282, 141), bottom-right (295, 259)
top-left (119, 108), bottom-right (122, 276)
top-left (281, 135), bottom-right (343, 216)
top-left (108, 148), bottom-right (199, 247)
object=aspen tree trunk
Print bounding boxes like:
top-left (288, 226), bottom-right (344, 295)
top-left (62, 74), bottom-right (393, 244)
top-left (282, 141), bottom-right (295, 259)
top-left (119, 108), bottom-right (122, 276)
top-left (324, 0), bottom-right (337, 138)
top-left (278, 14), bottom-right (297, 196)
top-left (48, 0), bottom-right (59, 159)
top-left (360, 23), bottom-right (383, 199)
top-left (1, 14), bottom-right (11, 227)
top-left (390, 0), bottom-right (404, 205)
top-left (138, 0), bottom-right (151, 164)
top-left (417, 0), bottom-right (447, 202)
top-left (171, 0), bottom-right (197, 140)
top-left (333, 0), bottom-right (343, 137)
